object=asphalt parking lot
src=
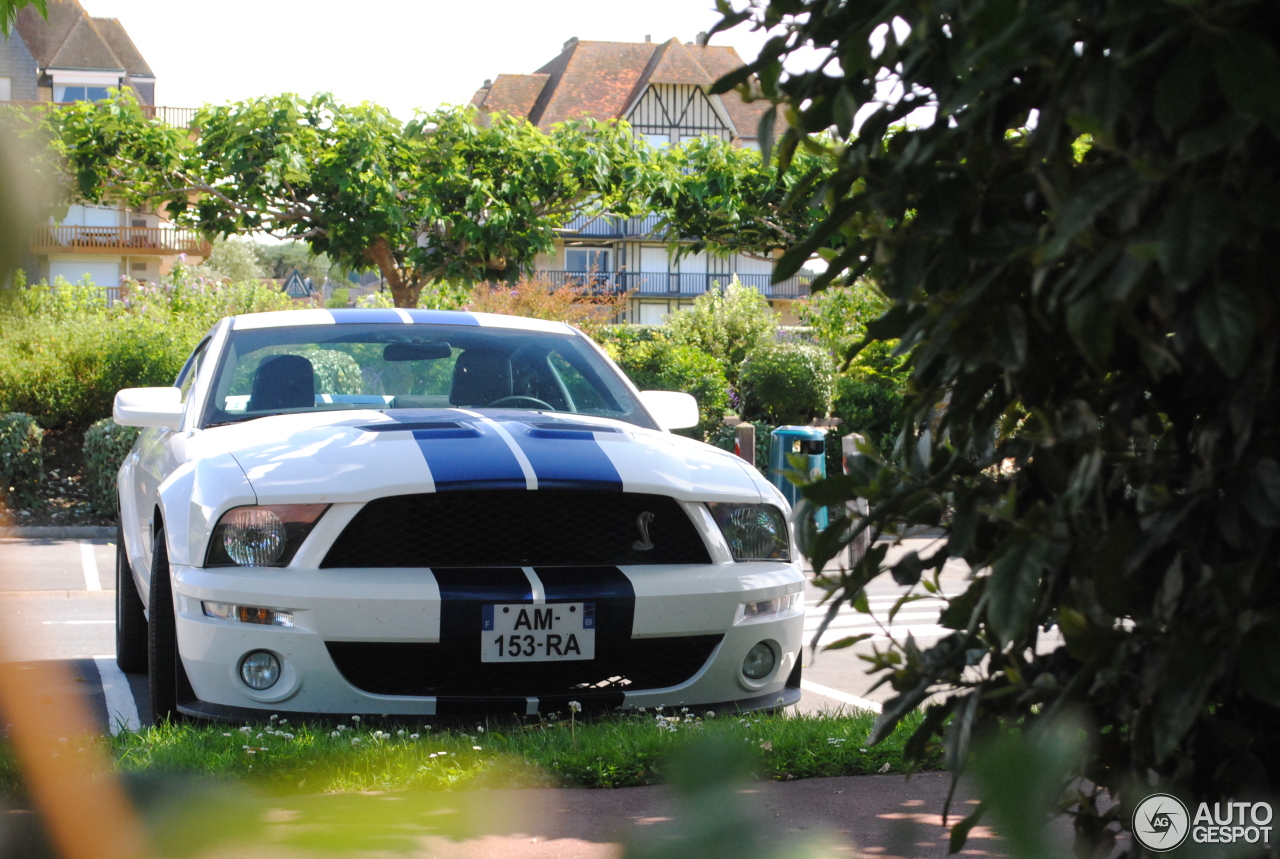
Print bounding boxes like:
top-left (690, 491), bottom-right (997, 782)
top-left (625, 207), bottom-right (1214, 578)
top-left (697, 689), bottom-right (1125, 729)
top-left (0, 533), bottom-right (973, 733)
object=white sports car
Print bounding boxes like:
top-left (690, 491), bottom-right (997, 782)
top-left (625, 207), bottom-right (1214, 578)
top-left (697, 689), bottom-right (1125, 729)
top-left (113, 309), bottom-right (805, 724)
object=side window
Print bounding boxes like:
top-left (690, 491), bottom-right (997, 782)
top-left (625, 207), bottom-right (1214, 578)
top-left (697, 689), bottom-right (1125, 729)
top-left (548, 351), bottom-right (609, 412)
top-left (176, 338), bottom-right (210, 404)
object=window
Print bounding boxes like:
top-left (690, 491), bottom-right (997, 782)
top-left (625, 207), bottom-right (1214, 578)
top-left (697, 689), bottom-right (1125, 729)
top-left (642, 133), bottom-right (671, 149)
top-left (176, 338), bottom-right (210, 404)
top-left (55, 85), bottom-right (112, 102)
top-left (565, 248), bottom-right (609, 272)
top-left (0, 78), bottom-right (11, 102)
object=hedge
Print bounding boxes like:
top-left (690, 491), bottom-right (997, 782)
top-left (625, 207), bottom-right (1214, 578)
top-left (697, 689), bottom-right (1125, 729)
top-left (0, 413), bottom-right (43, 510)
top-left (83, 419), bottom-right (141, 513)
top-left (739, 342), bottom-right (835, 425)
top-left (601, 335), bottom-right (729, 440)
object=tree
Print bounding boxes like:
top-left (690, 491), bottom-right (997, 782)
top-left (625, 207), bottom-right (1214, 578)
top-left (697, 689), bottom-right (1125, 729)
top-left (665, 279), bottom-right (778, 387)
top-left (715, 0), bottom-right (1280, 852)
top-left (172, 97), bottom-right (651, 307)
top-left (644, 135), bottom-right (837, 261)
top-left (199, 237), bottom-right (266, 283)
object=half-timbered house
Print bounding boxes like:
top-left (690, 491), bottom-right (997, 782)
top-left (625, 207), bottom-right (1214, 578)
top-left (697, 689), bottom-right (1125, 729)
top-left (470, 34), bottom-right (810, 325)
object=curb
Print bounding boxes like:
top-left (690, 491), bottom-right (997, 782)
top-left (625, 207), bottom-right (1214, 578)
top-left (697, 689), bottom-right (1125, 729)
top-left (0, 526), bottom-right (116, 539)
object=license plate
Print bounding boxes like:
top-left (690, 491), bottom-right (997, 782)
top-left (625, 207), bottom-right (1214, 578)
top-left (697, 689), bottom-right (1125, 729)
top-left (481, 602), bottom-right (596, 663)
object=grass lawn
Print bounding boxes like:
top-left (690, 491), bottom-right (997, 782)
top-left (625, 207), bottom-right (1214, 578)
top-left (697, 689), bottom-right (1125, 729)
top-left (3, 707), bottom-right (939, 800)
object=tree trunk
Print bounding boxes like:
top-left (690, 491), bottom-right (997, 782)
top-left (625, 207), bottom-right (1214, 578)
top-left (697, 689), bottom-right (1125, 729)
top-left (363, 237), bottom-right (422, 308)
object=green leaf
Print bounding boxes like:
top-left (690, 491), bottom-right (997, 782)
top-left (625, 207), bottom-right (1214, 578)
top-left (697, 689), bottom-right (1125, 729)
top-left (1044, 166), bottom-right (1140, 260)
top-left (1214, 30), bottom-right (1280, 135)
top-left (757, 106), bottom-right (778, 165)
top-left (822, 633), bottom-right (873, 651)
top-left (1195, 282), bottom-right (1253, 377)
top-left (1158, 189), bottom-right (1233, 289)
top-left (1155, 42), bottom-right (1206, 136)
top-left (1238, 623), bottom-right (1280, 708)
top-left (891, 551), bottom-right (922, 586)
top-left (986, 536), bottom-right (1044, 647)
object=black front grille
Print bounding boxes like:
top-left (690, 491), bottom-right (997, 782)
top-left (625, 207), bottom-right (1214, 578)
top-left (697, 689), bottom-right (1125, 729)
top-left (325, 635), bottom-right (723, 697)
top-left (321, 490), bottom-right (712, 568)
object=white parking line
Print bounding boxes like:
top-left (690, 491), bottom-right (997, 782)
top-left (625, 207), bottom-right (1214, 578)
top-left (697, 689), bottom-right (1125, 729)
top-left (42, 620), bottom-right (113, 625)
top-left (80, 541), bottom-right (102, 591)
top-left (799, 679), bottom-right (883, 713)
top-left (93, 656), bottom-right (140, 735)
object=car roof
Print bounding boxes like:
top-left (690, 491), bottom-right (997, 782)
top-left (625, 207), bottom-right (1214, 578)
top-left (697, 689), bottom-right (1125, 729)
top-left (229, 308), bottom-right (577, 335)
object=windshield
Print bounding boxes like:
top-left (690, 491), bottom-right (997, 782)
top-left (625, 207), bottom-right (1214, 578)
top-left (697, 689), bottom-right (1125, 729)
top-left (200, 322), bottom-right (656, 430)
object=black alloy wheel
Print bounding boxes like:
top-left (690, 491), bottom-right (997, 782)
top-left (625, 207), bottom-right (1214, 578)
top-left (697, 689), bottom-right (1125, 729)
top-left (115, 522), bottom-right (148, 673)
top-left (147, 526), bottom-right (180, 724)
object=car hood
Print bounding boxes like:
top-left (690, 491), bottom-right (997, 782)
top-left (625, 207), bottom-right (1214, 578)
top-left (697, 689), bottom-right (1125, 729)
top-left (198, 409), bottom-right (772, 506)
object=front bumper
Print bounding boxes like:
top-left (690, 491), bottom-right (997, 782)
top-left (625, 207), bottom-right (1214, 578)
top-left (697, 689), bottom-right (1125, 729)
top-left (170, 561), bottom-right (806, 720)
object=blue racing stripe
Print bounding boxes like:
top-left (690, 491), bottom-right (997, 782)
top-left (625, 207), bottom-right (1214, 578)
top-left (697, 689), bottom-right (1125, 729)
top-left (326, 308), bottom-right (404, 324)
top-left (406, 309), bottom-right (479, 325)
top-left (413, 422), bottom-right (526, 490)
top-left (507, 423), bottom-right (623, 491)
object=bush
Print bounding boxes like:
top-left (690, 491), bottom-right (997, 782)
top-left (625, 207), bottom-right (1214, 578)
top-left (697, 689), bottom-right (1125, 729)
top-left (83, 419), bottom-right (141, 513)
top-left (324, 286), bottom-right (350, 309)
top-left (0, 275), bottom-right (294, 429)
top-left (666, 280), bottom-right (778, 385)
top-left (0, 412), bottom-right (43, 510)
top-left (602, 335), bottom-right (729, 440)
top-left (739, 342), bottom-right (834, 425)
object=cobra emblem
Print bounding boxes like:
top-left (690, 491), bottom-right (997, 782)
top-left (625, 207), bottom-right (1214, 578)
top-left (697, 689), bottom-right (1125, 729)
top-left (632, 511), bottom-right (655, 551)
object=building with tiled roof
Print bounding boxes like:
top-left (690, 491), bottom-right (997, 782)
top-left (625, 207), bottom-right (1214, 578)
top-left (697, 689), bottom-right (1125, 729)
top-left (2, 0), bottom-right (207, 290)
top-left (471, 34), bottom-right (807, 325)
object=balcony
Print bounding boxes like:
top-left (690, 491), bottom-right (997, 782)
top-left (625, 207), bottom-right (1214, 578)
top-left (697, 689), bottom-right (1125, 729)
top-left (535, 270), bottom-right (812, 299)
top-left (558, 213), bottom-right (665, 238)
top-left (31, 225), bottom-right (212, 257)
top-left (1, 100), bottom-right (197, 129)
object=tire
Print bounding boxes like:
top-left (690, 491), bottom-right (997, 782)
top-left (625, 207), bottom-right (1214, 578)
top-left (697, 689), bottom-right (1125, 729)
top-left (115, 523), bottom-right (148, 674)
top-left (147, 526), bottom-right (179, 724)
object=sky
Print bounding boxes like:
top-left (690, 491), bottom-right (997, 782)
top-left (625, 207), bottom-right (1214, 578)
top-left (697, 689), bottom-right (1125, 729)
top-left (84, 0), bottom-right (784, 119)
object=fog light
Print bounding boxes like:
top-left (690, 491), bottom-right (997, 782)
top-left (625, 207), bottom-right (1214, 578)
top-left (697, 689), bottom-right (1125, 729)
top-left (742, 642), bottom-right (776, 680)
top-left (240, 651), bottom-right (280, 690)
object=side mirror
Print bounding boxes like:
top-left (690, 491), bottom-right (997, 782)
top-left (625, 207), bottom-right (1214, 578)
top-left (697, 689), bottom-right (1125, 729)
top-left (638, 390), bottom-right (699, 431)
top-left (114, 387), bottom-right (184, 429)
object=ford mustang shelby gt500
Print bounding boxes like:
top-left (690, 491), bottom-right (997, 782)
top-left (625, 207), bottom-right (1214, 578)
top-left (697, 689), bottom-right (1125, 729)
top-left (113, 309), bottom-right (805, 723)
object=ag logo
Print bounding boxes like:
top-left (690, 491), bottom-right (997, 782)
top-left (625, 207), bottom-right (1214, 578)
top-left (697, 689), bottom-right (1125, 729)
top-left (1134, 793), bottom-right (1190, 852)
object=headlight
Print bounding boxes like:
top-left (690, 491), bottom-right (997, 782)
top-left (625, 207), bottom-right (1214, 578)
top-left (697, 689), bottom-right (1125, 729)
top-left (205, 504), bottom-right (329, 567)
top-left (706, 503), bottom-right (791, 561)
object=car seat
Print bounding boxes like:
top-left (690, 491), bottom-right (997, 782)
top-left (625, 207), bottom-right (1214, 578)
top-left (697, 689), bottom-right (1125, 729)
top-left (248, 354), bottom-right (316, 412)
top-left (449, 350), bottom-right (512, 406)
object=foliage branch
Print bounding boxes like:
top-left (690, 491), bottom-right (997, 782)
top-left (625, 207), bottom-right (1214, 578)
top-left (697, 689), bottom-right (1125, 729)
top-left (713, 0), bottom-right (1280, 851)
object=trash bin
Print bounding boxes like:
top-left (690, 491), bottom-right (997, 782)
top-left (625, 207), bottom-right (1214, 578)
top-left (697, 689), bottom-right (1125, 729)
top-left (768, 426), bottom-right (828, 529)
top-left (842, 432), bottom-right (871, 567)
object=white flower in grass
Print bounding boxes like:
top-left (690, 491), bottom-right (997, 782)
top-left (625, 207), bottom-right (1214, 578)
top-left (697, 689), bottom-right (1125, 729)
top-left (239, 726), bottom-right (252, 734)
top-left (222, 733), bottom-right (232, 737)
top-left (410, 734), bottom-right (420, 740)
top-left (330, 731), bottom-right (340, 738)
top-left (280, 719), bottom-right (288, 726)
top-left (568, 701), bottom-right (582, 713)
top-left (397, 729), bottom-right (405, 737)
top-left (270, 714), bottom-right (278, 722)
top-left (352, 715), bottom-right (361, 722)
top-left (477, 726), bottom-right (485, 733)
top-left (282, 733), bottom-right (294, 740)
top-left (472, 745), bottom-right (482, 751)
top-left (351, 737), bottom-right (362, 746)
top-left (705, 711), bottom-right (716, 718)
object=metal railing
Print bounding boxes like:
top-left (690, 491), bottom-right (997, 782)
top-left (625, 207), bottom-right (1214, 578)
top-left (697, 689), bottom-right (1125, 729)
top-left (558, 213), bottom-right (666, 238)
top-left (1, 100), bottom-right (197, 129)
top-left (535, 270), bottom-right (811, 299)
top-left (31, 225), bottom-right (211, 256)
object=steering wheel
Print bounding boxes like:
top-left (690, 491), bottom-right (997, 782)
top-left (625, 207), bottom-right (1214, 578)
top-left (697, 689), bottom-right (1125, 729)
top-left (485, 395), bottom-right (555, 410)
